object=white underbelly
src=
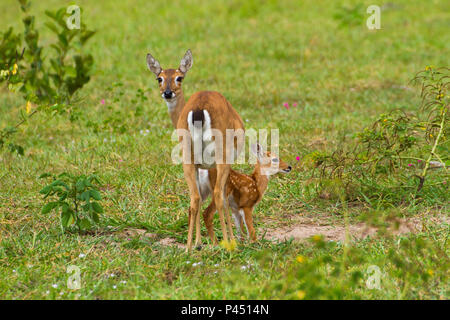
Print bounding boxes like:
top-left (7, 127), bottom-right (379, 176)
top-left (197, 169), bottom-right (212, 201)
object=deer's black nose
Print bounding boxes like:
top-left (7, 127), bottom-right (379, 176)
top-left (286, 166), bottom-right (292, 172)
top-left (163, 91), bottom-right (173, 99)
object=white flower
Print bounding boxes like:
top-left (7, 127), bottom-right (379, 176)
top-left (120, 280), bottom-right (127, 284)
top-left (241, 266), bottom-right (247, 271)
top-left (109, 273), bottom-right (115, 278)
top-left (79, 253), bottom-right (86, 258)
top-left (192, 263), bottom-right (198, 267)
top-left (113, 285), bottom-right (117, 289)
top-left (214, 264), bottom-right (219, 267)
top-left (52, 284), bottom-right (58, 288)
top-left (186, 261), bottom-right (191, 264)
top-left (12, 269), bottom-right (16, 273)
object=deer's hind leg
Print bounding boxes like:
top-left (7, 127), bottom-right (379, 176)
top-left (183, 164), bottom-right (202, 251)
top-left (213, 164), bottom-right (233, 242)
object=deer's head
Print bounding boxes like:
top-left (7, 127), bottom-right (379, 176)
top-left (251, 143), bottom-right (292, 176)
top-left (146, 49), bottom-right (193, 102)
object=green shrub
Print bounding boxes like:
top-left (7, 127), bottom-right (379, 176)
top-left (0, 0), bottom-right (95, 154)
top-left (39, 173), bottom-right (104, 232)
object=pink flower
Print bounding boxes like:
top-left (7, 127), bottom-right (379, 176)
top-left (407, 163), bottom-right (413, 167)
top-left (119, 159), bottom-right (123, 163)
top-left (296, 156), bottom-right (300, 161)
top-left (101, 99), bottom-right (105, 105)
top-left (283, 102), bottom-right (289, 109)
top-left (417, 159), bottom-right (422, 163)
top-left (293, 102), bottom-right (298, 107)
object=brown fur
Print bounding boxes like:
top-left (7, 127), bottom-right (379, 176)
top-left (147, 50), bottom-right (244, 251)
top-left (204, 150), bottom-right (291, 242)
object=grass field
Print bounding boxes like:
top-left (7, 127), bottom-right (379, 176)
top-left (0, 0), bottom-right (449, 299)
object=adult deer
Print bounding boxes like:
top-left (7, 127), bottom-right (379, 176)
top-left (146, 50), bottom-right (245, 251)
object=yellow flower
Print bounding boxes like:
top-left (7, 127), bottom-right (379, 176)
top-left (220, 239), bottom-right (237, 252)
top-left (427, 269), bottom-right (434, 276)
top-left (383, 119), bottom-right (387, 122)
top-left (26, 101), bottom-right (32, 114)
top-left (312, 234), bottom-right (322, 242)
top-left (297, 290), bottom-right (306, 300)
top-left (12, 63), bottom-right (18, 75)
top-left (430, 134), bottom-right (433, 138)
top-left (296, 255), bottom-right (306, 263)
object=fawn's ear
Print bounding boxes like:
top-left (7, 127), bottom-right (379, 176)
top-left (146, 53), bottom-right (162, 76)
top-left (250, 143), bottom-right (264, 160)
top-left (179, 49), bottom-right (193, 74)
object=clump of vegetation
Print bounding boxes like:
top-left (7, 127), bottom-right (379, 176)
top-left (303, 67), bottom-right (449, 206)
top-left (39, 173), bottom-right (104, 232)
top-left (0, 0), bottom-right (95, 154)
top-left (264, 229), bottom-right (448, 299)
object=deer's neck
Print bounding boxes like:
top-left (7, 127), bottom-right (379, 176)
top-left (167, 90), bottom-right (185, 128)
top-left (252, 163), bottom-right (269, 202)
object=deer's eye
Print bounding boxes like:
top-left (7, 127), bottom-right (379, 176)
top-left (175, 76), bottom-right (184, 83)
top-left (157, 77), bottom-right (163, 83)
top-left (272, 158), bottom-right (279, 163)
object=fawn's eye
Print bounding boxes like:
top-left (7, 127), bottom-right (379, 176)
top-left (272, 158), bottom-right (279, 163)
top-left (157, 77), bottom-right (163, 83)
top-left (176, 76), bottom-right (184, 83)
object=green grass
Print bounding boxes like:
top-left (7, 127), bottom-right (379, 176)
top-left (0, 0), bottom-right (449, 299)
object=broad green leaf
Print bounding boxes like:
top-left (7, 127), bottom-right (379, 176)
top-left (92, 202), bottom-right (103, 214)
top-left (90, 189), bottom-right (101, 201)
top-left (61, 210), bottom-right (74, 227)
top-left (79, 218), bottom-right (91, 230)
top-left (81, 190), bottom-right (90, 201)
top-left (41, 202), bottom-right (59, 214)
top-left (91, 212), bottom-right (99, 223)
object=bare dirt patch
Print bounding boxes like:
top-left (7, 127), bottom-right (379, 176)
top-left (264, 214), bottom-right (449, 243)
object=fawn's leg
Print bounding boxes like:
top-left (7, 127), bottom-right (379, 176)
top-left (243, 207), bottom-right (256, 242)
top-left (203, 201), bottom-right (217, 245)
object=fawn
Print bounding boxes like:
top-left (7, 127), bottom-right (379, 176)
top-left (203, 143), bottom-right (292, 242)
top-left (146, 50), bottom-right (245, 251)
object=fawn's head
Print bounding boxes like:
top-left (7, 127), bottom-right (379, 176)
top-left (251, 143), bottom-right (292, 176)
top-left (146, 49), bottom-right (193, 102)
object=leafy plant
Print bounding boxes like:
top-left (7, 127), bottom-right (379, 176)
top-left (304, 67), bottom-right (448, 204)
top-left (0, 0), bottom-right (95, 154)
top-left (39, 173), bottom-right (104, 231)
top-left (411, 67), bottom-right (449, 192)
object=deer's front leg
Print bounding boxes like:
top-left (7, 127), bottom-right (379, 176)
top-left (183, 164), bottom-right (201, 251)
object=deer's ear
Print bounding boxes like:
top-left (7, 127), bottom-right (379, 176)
top-left (146, 53), bottom-right (162, 76)
top-left (179, 49), bottom-right (193, 74)
top-left (250, 143), bottom-right (264, 159)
